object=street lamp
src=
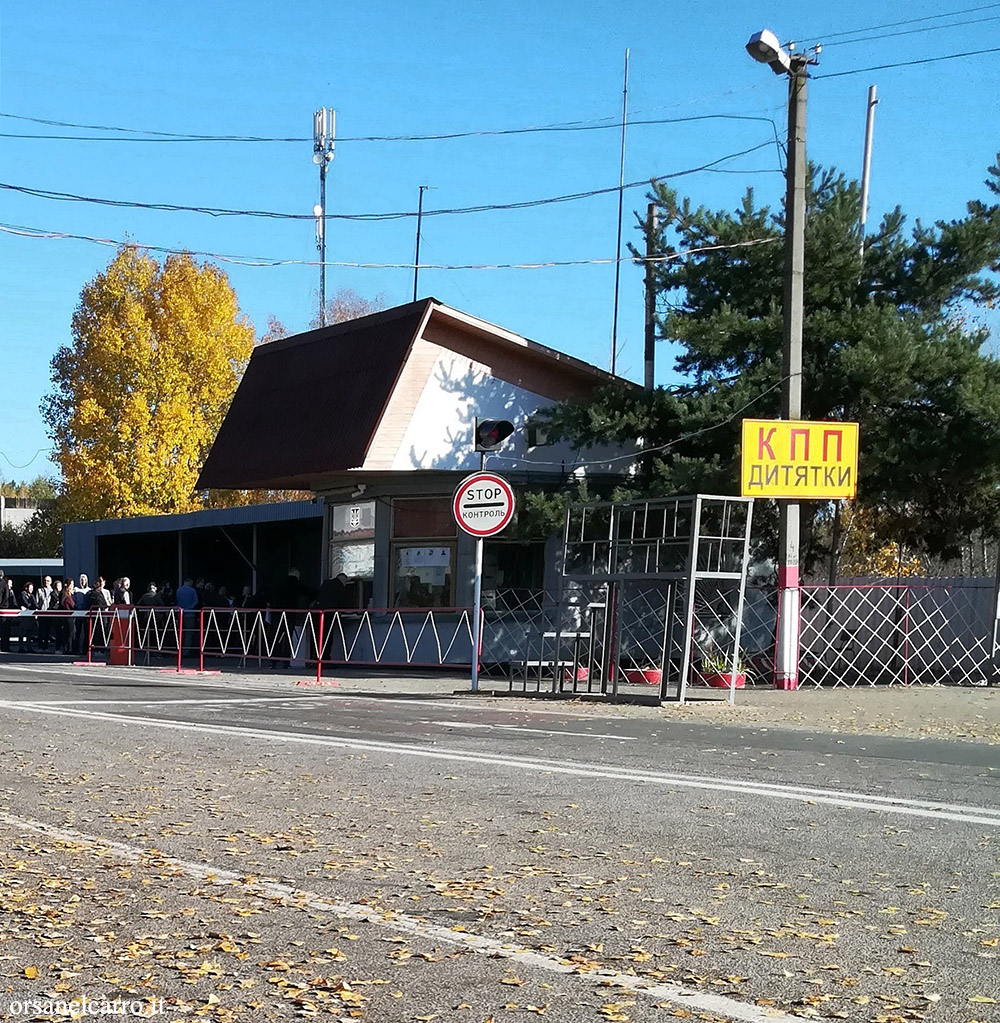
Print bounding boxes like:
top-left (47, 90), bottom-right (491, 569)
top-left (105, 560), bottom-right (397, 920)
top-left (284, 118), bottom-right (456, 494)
top-left (745, 29), bottom-right (791, 74)
top-left (746, 29), bottom-right (811, 690)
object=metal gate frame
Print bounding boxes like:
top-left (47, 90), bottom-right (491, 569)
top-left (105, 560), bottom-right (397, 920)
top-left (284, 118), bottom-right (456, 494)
top-left (559, 494), bottom-right (755, 704)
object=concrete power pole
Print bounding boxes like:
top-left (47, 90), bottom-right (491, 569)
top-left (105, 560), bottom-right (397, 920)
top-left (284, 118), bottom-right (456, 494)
top-left (610, 48), bottom-right (629, 375)
top-left (313, 108), bottom-right (336, 327)
top-left (643, 202), bottom-right (658, 391)
top-left (413, 185), bottom-right (431, 302)
top-left (858, 85), bottom-right (878, 259)
top-left (774, 54), bottom-right (808, 691)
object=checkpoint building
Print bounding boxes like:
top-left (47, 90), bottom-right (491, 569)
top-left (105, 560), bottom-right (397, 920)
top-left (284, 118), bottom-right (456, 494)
top-left (192, 298), bottom-right (633, 609)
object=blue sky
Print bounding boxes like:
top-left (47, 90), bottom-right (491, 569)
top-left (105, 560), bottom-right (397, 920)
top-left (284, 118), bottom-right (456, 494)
top-left (1, 0), bottom-right (998, 480)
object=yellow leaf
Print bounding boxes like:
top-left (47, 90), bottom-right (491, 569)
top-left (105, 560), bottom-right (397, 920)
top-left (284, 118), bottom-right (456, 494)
top-left (24, 966), bottom-right (39, 979)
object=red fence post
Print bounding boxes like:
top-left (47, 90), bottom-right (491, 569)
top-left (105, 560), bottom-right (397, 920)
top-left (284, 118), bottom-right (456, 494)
top-left (316, 611), bottom-right (324, 683)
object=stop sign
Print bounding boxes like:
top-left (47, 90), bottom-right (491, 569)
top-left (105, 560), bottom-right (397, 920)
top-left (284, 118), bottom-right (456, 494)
top-left (453, 472), bottom-right (515, 537)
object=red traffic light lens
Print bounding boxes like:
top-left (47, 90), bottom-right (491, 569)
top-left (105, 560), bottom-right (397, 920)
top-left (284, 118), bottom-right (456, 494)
top-left (475, 418), bottom-right (515, 451)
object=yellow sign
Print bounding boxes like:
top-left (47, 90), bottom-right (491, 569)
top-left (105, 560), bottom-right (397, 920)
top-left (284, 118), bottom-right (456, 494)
top-left (741, 419), bottom-right (859, 498)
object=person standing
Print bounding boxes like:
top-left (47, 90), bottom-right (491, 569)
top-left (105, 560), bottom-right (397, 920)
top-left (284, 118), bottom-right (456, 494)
top-left (36, 575), bottom-right (53, 650)
top-left (73, 574), bottom-right (91, 654)
top-left (0, 570), bottom-right (11, 653)
top-left (175, 577), bottom-right (199, 658)
top-left (88, 579), bottom-right (110, 611)
top-left (114, 577), bottom-right (133, 605)
top-left (137, 582), bottom-right (164, 607)
top-left (19, 582), bottom-right (38, 653)
top-left (60, 579), bottom-right (76, 653)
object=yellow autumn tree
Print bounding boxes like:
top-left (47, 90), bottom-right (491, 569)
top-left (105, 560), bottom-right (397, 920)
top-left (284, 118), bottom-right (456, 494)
top-left (838, 502), bottom-right (924, 578)
top-left (42, 246), bottom-right (255, 520)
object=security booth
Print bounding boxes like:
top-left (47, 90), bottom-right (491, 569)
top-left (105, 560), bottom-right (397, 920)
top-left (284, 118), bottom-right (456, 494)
top-left (196, 299), bottom-right (635, 627)
top-left (506, 495), bottom-right (756, 703)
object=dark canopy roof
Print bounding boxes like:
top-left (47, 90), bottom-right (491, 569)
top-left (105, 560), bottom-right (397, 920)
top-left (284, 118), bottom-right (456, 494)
top-left (198, 301), bottom-right (429, 490)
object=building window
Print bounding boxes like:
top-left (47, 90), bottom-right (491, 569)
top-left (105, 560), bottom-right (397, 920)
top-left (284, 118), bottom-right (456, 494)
top-left (391, 498), bottom-right (456, 607)
top-left (392, 498), bottom-right (457, 539)
top-left (391, 544), bottom-right (454, 608)
top-left (484, 541), bottom-right (546, 592)
top-left (328, 500), bottom-right (375, 607)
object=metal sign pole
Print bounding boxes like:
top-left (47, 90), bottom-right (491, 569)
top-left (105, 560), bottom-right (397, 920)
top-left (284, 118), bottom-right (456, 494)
top-left (470, 450), bottom-right (486, 692)
top-left (454, 455), bottom-right (515, 693)
top-left (471, 535), bottom-right (484, 692)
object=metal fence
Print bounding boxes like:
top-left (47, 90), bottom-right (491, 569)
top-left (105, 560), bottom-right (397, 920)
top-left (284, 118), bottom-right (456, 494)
top-left (4, 573), bottom-right (997, 690)
top-left (795, 579), bottom-right (998, 686)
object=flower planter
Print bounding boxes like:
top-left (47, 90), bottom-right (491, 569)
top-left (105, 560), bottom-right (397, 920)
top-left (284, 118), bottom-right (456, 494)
top-left (562, 665), bottom-right (590, 683)
top-left (622, 668), bottom-right (662, 686)
top-left (700, 671), bottom-right (746, 689)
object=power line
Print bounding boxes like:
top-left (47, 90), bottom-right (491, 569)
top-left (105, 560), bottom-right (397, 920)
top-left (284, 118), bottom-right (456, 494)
top-left (0, 110), bottom-right (781, 145)
top-left (794, 2), bottom-right (1000, 43)
top-left (812, 45), bottom-right (1000, 79)
top-left (0, 221), bottom-right (779, 270)
top-left (0, 448), bottom-right (51, 470)
top-left (818, 13), bottom-right (1000, 47)
top-left (0, 140), bottom-right (780, 223)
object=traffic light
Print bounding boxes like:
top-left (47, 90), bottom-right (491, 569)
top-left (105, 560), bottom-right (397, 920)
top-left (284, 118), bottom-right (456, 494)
top-left (474, 418), bottom-right (515, 452)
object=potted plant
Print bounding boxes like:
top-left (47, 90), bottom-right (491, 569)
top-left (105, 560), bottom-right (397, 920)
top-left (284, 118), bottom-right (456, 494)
top-left (697, 651), bottom-right (748, 689)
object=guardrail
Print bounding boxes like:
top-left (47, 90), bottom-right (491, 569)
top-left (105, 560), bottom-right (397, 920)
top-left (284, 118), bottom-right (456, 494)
top-left (199, 605), bottom-right (476, 676)
top-left (1, 605), bottom-right (477, 677)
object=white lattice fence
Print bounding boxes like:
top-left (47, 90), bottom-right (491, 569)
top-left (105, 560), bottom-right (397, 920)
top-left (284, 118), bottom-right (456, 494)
top-left (797, 582), bottom-right (997, 686)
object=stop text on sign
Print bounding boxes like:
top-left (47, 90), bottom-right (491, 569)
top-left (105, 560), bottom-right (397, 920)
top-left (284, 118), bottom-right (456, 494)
top-left (453, 471), bottom-right (516, 537)
top-left (741, 419), bottom-right (859, 499)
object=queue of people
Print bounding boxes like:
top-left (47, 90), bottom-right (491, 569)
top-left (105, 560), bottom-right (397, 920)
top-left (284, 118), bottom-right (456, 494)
top-left (0, 568), bottom-right (358, 656)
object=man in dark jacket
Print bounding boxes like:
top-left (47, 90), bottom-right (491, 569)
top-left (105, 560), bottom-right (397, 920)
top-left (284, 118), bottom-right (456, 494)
top-left (0, 570), bottom-right (11, 652)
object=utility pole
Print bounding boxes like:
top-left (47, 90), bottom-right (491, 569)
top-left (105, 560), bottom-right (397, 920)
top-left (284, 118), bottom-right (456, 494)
top-left (610, 47), bottom-right (629, 375)
top-left (313, 108), bottom-right (336, 326)
top-left (774, 53), bottom-right (809, 691)
top-left (413, 184), bottom-right (431, 302)
top-left (858, 85), bottom-right (878, 259)
top-left (643, 202), bottom-right (658, 390)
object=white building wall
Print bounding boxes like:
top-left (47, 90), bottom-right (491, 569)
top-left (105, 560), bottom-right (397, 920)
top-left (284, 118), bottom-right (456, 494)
top-left (0, 498), bottom-right (46, 530)
top-left (390, 350), bottom-right (632, 474)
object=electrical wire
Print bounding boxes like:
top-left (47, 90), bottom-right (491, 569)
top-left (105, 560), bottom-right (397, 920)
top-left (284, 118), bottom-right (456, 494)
top-left (0, 221), bottom-right (779, 270)
top-left (0, 140), bottom-right (780, 222)
top-left (485, 378), bottom-right (786, 470)
top-left (0, 449), bottom-right (50, 470)
top-left (0, 111), bottom-right (781, 145)
top-left (812, 45), bottom-right (1000, 79)
top-left (794, 1), bottom-right (1000, 43)
top-left (817, 13), bottom-right (1000, 47)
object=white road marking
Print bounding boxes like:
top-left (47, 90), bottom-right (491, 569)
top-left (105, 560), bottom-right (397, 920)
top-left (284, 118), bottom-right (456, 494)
top-left (0, 661), bottom-right (613, 718)
top-left (0, 809), bottom-right (801, 1023)
top-left (424, 719), bottom-right (635, 740)
top-left (2, 699), bottom-right (998, 827)
top-left (26, 696), bottom-right (333, 707)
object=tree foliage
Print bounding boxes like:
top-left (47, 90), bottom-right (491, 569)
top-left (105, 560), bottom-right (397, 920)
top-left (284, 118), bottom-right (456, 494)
top-left (539, 158), bottom-right (1000, 566)
top-left (0, 502), bottom-right (64, 558)
top-left (309, 287), bottom-right (387, 331)
top-left (42, 246), bottom-right (255, 521)
top-left (0, 476), bottom-right (57, 499)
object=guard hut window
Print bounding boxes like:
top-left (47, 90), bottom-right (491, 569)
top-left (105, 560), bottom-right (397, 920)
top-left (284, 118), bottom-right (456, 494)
top-left (391, 498), bottom-right (456, 608)
top-left (327, 500), bottom-right (375, 608)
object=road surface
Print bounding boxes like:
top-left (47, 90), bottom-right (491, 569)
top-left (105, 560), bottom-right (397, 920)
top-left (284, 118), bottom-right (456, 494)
top-left (0, 661), bottom-right (997, 1022)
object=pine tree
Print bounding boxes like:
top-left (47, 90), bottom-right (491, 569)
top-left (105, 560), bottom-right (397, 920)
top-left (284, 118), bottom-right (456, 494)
top-left (539, 159), bottom-right (1000, 565)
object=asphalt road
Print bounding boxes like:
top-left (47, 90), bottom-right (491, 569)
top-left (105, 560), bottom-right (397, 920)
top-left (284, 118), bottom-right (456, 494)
top-left (0, 661), bottom-right (997, 1023)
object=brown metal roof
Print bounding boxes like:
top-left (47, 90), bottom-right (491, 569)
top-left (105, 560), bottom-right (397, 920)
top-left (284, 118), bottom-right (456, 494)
top-left (197, 301), bottom-right (430, 490)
